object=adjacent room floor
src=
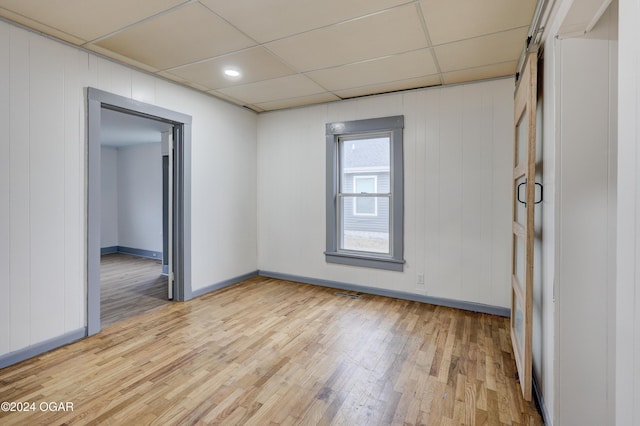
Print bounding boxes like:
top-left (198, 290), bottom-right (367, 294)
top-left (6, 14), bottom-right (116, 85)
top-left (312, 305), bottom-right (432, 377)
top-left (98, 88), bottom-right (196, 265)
top-left (100, 253), bottom-right (170, 327)
top-left (0, 277), bottom-right (542, 425)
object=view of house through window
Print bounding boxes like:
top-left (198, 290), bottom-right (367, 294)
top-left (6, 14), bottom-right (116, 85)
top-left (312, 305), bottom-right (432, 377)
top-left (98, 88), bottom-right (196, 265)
top-left (325, 115), bottom-right (404, 272)
top-left (339, 136), bottom-right (390, 254)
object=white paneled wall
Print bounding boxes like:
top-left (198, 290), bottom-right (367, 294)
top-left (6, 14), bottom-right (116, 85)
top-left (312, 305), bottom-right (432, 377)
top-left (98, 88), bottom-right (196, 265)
top-left (101, 147), bottom-right (118, 248)
top-left (616, 0), bottom-right (640, 424)
top-left (0, 20), bottom-right (258, 357)
top-left (101, 143), bottom-right (163, 252)
top-left (117, 144), bottom-right (163, 253)
top-left (554, 3), bottom-right (618, 425)
top-left (0, 19), bottom-right (9, 355)
top-left (257, 79), bottom-right (513, 308)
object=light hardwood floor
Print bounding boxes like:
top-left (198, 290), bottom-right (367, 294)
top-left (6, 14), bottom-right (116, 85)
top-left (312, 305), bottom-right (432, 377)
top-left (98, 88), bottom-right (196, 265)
top-left (101, 253), bottom-right (170, 326)
top-left (0, 277), bottom-right (543, 425)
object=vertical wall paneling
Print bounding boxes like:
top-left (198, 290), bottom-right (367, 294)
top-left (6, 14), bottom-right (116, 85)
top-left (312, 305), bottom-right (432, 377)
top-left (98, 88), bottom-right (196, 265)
top-left (0, 21), bottom-right (11, 355)
top-left (117, 144), bottom-right (163, 253)
top-left (188, 98), bottom-right (257, 290)
top-left (424, 89), bottom-right (441, 297)
top-left (9, 26), bottom-right (31, 352)
top-left (404, 91), bottom-right (426, 291)
top-left (109, 61), bottom-right (133, 99)
top-left (437, 86), bottom-right (464, 301)
top-left (606, 3), bottom-right (618, 423)
top-left (461, 84), bottom-right (486, 304)
top-left (555, 4), bottom-right (617, 424)
top-left (0, 19), bottom-right (259, 359)
top-left (101, 147), bottom-right (119, 248)
top-left (616, 0), bottom-right (639, 424)
top-left (489, 81), bottom-right (514, 307)
top-left (29, 35), bottom-right (67, 343)
top-left (131, 71), bottom-right (157, 105)
top-left (64, 47), bottom-right (85, 331)
top-left (403, 93), bottom-right (417, 277)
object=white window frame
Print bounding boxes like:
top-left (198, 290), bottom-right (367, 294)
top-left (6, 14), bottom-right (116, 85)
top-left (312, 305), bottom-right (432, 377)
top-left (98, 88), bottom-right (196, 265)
top-left (352, 175), bottom-right (378, 216)
top-left (325, 115), bottom-right (405, 272)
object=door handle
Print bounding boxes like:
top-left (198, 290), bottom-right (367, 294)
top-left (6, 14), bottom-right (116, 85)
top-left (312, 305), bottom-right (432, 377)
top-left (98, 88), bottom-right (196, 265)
top-left (517, 181), bottom-right (543, 206)
top-left (534, 183), bottom-right (543, 205)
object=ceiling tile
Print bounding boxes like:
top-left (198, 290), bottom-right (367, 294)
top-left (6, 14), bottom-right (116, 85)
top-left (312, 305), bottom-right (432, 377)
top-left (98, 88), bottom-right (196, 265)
top-left (442, 61), bottom-right (517, 85)
top-left (168, 47), bottom-right (296, 90)
top-left (200, 0), bottom-right (408, 43)
top-left (86, 44), bottom-right (160, 73)
top-left (156, 71), bottom-right (212, 91)
top-left (333, 75), bottom-right (441, 99)
top-left (306, 49), bottom-right (437, 92)
top-left (255, 93), bottom-right (341, 111)
top-left (217, 74), bottom-right (328, 105)
top-left (0, 0), bottom-right (185, 42)
top-left (94, 2), bottom-right (255, 70)
top-left (0, 7), bottom-right (85, 45)
top-left (434, 27), bottom-right (528, 73)
top-left (420, 0), bottom-right (537, 45)
top-left (266, 4), bottom-right (428, 72)
top-left (207, 89), bottom-right (247, 107)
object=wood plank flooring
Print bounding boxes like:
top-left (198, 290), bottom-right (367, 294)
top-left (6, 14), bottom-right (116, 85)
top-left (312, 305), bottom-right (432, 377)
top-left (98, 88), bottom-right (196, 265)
top-left (0, 277), bottom-right (543, 425)
top-left (101, 253), bottom-right (170, 327)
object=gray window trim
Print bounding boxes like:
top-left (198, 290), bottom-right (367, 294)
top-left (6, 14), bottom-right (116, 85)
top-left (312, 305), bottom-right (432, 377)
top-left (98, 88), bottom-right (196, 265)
top-left (325, 115), bottom-right (405, 272)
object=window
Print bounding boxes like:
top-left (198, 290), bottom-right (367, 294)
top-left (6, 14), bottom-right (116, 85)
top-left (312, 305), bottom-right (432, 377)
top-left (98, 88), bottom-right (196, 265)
top-left (325, 116), bottom-right (404, 271)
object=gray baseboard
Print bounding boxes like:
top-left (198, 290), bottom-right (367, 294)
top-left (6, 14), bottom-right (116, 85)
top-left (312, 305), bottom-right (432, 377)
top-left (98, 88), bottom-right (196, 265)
top-left (189, 270), bottom-right (259, 299)
top-left (101, 246), bottom-right (162, 260)
top-left (0, 328), bottom-right (87, 369)
top-left (532, 374), bottom-right (551, 425)
top-left (101, 246), bottom-right (118, 255)
top-left (257, 270), bottom-right (510, 317)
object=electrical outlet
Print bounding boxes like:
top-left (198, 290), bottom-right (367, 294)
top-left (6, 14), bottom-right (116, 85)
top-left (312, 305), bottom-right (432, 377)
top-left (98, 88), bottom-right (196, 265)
top-left (417, 273), bottom-right (424, 285)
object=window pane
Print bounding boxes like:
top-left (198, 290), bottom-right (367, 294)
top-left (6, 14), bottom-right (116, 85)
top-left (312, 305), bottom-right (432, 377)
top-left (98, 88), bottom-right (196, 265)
top-left (514, 294), bottom-right (525, 354)
top-left (353, 176), bottom-right (377, 215)
top-left (354, 176), bottom-right (375, 193)
top-left (516, 110), bottom-right (528, 167)
top-left (340, 196), bottom-right (389, 254)
top-left (355, 197), bottom-right (376, 215)
top-left (340, 137), bottom-right (390, 192)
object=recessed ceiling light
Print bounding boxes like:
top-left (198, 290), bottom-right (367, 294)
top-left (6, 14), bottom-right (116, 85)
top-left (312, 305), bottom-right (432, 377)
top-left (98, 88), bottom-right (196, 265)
top-left (224, 69), bottom-right (241, 78)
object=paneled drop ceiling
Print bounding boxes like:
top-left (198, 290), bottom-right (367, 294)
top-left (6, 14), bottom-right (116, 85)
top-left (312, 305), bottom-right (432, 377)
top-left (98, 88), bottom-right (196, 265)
top-left (0, 0), bottom-right (537, 112)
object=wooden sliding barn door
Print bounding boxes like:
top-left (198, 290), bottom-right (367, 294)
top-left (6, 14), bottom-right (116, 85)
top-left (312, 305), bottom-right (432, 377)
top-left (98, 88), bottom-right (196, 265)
top-left (510, 50), bottom-right (538, 401)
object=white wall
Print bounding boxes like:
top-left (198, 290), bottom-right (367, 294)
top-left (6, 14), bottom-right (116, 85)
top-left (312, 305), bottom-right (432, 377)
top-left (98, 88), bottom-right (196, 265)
top-left (117, 143), bottom-right (163, 253)
top-left (101, 146), bottom-right (118, 248)
top-left (553, 3), bottom-right (618, 425)
top-left (0, 20), bottom-right (258, 357)
top-left (616, 0), bottom-right (640, 424)
top-left (257, 79), bottom-right (513, 308)
top-left (101, 143), bottom-right (163, 253)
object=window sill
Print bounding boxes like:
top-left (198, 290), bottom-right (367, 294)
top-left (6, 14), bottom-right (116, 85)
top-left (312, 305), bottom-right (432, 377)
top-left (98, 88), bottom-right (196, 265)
top-left (324, 251), bottom-right (405, 272)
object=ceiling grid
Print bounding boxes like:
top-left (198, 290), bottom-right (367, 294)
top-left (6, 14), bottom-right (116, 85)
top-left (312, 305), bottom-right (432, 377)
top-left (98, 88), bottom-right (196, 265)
top-left (0, 0), bottom-right (537, 111)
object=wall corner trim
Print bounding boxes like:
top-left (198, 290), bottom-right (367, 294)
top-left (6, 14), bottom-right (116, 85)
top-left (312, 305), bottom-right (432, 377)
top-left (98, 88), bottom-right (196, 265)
top-left (189, 271), bottom-right (259, 300)
top-left (257, 270), bottom-right (510, 317)
top-left (0, 328), bottom-right (87, 369)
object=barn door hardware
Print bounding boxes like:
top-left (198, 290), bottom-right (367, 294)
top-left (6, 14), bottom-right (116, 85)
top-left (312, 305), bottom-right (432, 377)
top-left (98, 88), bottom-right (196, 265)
top-left (517, 181), bottom-right (543, 206)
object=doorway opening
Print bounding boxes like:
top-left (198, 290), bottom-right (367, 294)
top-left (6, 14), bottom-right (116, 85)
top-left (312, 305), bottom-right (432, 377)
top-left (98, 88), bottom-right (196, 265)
top-left (99, 108), bottom-right (172, 326)
top-left (87, 88), bottom-right (192, 336)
